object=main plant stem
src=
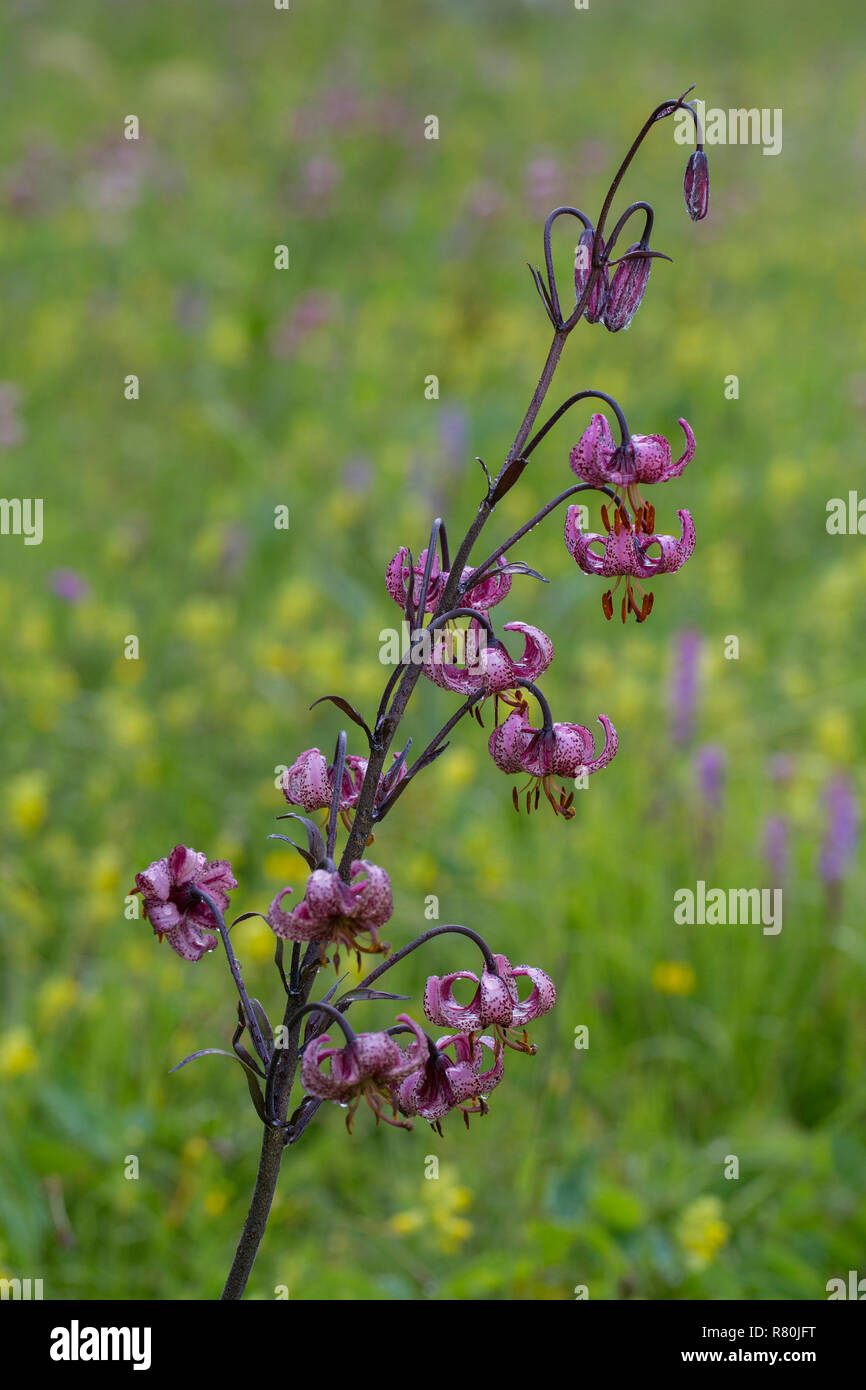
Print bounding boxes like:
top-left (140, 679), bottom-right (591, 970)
top-left (218, 329), bottom-right (568, 1300)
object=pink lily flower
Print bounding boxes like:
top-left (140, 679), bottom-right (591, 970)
top-left (281, 747), bottom-right (366, 813)
top-left (394, 1032), bottom-right (504, 1129)
top-left (386, 547), bottom-right (512, 614)
top-left (423, 619), bottom-right (553, 699)
top-left (282, 748), bottom-right (405, 826)
top-left (424, 951), bottom-right (556, 1052)
top-left (131, 845), bottom-right (237, 962)
top-left (565, 502), bottom-right (695, 623)
top-left (488, 704), bottom-right (618, 817)
top-left (301, 1013), bottom-right (427, 1130)
top-left (267, 858), bottom-right (393, 965)
top-left (569, 413), bottom-right (695, 487)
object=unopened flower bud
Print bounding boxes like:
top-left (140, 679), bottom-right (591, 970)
top-left (603, 242), bottom-right (652, 333)
top-left (574, 227), bottom-right (608, 323)
top-left (683, 149), bottom-right (709, 221)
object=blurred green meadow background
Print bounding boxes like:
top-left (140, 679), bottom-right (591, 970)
top-left (1, 0), bottom-right (864, 1300)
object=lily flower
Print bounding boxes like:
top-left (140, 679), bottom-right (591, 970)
top-left (569, 413), bottom-right (695, 488)
top-left (281, 748), bottom-right (405, 827)
top-left (394, 1032), bottom-right (504, 1130)
top-left (281, 747), bottom-right (365, 814)
top-left (565, 502), bottom-right (695, 623)
top-left (488, 704), bottom-right (618, 816)
top-left (423, 619), bottom-right (553, 700)
top-left (386, 547), bottom-right (511, 614)
top-left (301, 1013), bottom-right (427, 1130)
top-left (268, 859), bottom-right (393, 965)
top-left (131, 845), bottom-right (237, 962)
top-left (423, 951), bottom-right (556, 1053)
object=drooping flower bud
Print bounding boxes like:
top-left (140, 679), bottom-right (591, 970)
top-left (603, 242), bottom-right (652, 333)
top-left (683, 149), bottom-right (709, 221)
top-left (574, 227), bottom-right (608, 323)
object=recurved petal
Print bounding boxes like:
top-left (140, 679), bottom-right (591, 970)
top-left (585, 714), bottom-right (618, 773)
top-left (349, 860), bottom-right (393, 928)
top-left (385, 547), bottom-right (411, 606)
top-left (502, 621), bottom-right (554, 683)
top-left (301, 1036), bottom-right (352, 1099)
top-left (663, 418), bottom-right (696, 480)
top-left (267, 886), bottom-right (295, 938)
top-left (640, 510), bottom-right (696, 575)
top-left (510, 965), bottom-right (557, 1024)
top-left (564, 508), bottom-right (609, 575)
top-left (474, 1035), bottom-right (505, 1092)
top-left (423, 970), bottom-right (483, 1030)
top-left (461, 559), bottom-right (513, 611)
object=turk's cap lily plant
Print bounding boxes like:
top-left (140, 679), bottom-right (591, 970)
top-left (132, 86), bottom-right (710, 1300)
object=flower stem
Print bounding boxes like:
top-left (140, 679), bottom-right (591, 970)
top-left (220, 1122), bottom-right (285, 1300)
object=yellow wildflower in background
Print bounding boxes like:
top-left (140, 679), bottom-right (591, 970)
top-left (178, 596), bottom-right (235, 646)
top-left (37, 977), bottom-right (81, 1030)
top-left (203, 1188), bottom-right (230, 1218)
top-left (0, 1027), bottom-right (38, 1079)
top-left (6, 770), bottom-right (48, 833)
top-left (388, 1166), bottom-right (474, 1253)
top-left (817, 709), bottom-right (853, 762)
top-left (652, 961), bottom-right (697, 996)
top-left (675, 1196), bottom-right (730, 1271)
top-left (436, 746), bottom-right (476, 791)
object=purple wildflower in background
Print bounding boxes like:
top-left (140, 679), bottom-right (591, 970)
top-left (818, 775), bottom-right (859, 885)
top-left (48, 569), bottom-right (90, 603)
top-left (694, 743), bottom-right (726, 810)
top-left (764, 814), bottom-right (789, 884)
top-left (762, 755), bottom-right (794, 884)
top-left (669, 628), bottom-right (702, 745)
